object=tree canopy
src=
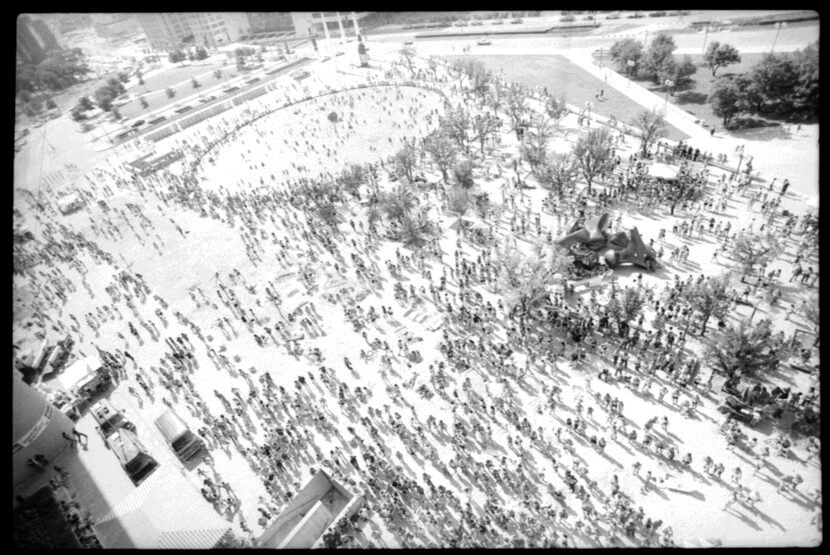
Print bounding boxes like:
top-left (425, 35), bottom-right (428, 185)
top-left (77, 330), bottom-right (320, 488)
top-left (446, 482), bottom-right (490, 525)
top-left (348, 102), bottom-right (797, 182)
top-left (630, 109), bottom-right (667, 158)
top-left (609, 38), bottom-right (644, 74)
top-left (703, 41), bottom-right (741, 77)
top-left (571, 127), bottom-right (614, 194)
top-left (707, 319), bottom-right (785, 379)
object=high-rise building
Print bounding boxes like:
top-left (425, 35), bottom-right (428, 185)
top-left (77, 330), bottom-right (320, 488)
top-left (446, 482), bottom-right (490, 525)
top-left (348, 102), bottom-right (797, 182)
top-left (246, 12), bottom-right (295, 35)
top-left (136, 12), bottom-right (252, 51)
top-left (56, 13), bottom-right (94, 34)
top-left (17, 15), bottom-right (62, 65)
top-left (290, 12), bottom-right (371, 38)
top-left (90, 13), bottom-right (141, 39)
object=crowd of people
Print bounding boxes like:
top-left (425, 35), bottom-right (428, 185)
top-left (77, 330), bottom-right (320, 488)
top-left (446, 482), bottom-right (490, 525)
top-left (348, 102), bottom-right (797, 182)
top-left (13, 47), bottom-right (820, 547)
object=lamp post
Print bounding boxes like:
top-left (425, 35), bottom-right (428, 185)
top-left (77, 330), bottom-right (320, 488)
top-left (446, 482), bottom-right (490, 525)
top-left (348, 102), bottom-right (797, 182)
top-left (701, 25), bottom-right (709, 54)
top-left (734, 148), bottom-right (745, 177)
top-left (771, 21), bottom-right (786, 54)
top-left (626, 60), bottom-right (636, 88)
top-left (664, 79), bottom-right (674, 108)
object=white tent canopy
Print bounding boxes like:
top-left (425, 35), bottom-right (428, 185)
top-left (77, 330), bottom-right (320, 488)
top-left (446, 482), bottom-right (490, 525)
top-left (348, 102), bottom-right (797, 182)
top-left (648, 162), bottom-right (679, 180)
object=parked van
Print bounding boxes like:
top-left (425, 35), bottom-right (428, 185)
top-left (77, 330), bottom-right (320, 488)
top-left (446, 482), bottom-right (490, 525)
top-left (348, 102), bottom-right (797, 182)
top-left (155, 409), bottom-right (204, 462)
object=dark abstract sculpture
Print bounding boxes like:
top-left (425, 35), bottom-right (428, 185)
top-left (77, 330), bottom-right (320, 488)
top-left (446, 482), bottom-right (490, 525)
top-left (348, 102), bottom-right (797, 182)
top-left (555, 213), bottom-right (658, 271)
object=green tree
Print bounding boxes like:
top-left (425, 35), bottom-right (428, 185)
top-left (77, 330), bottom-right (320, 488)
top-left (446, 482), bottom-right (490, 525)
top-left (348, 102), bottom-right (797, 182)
top-left (214, 69), bottom-right (223, 80)
top-left (631, 109), bottom-right (667, 158)
top-left (441, 105), bottom-right (471, 149)
top-left (397, 213), bottom-right (439, 249)
top-left (424, 129), bottom-right (459, 183)
top-left (486, 82), bottom-right (504, 118)
top-left (470, 112), bottom-right (501, 156)
top-left (707, 319), bottom-right (784, 378)
top-left (640, 33), bottom-right (677, 84)
top-left (379, 184), bottom-right (418, 223)
top-left (708, 77), bottom-right (743, 127)
top-left (139, 95), bottom-right (149, 109)
top-left (106, 77), bottom-right (126, 96)
top-left (337, 164), bottom-right (365, 198)
top-left (79, 96), bottom-right (94, 111)
top-left (393, 140), bottom-right (418, 183)
top-left (446, 187), bottom-right (471, 235)
top-left (672, 55), bottom-right (697, 89)
top-left (533, 152), bottom-right (577, 198)
top-left (191, 77), bottom-right (201, 89)
top-left (118, 71), bottom-right (130, 83)
top-left (70, 107), bottom-right (87, 122)
top-left (94, 87), bottom-right (115, 111)
top-left (195, 46), bottom-right (208, 60)
top-left (111, 107), bottom-right (122, 120)
top-left (453, 158), bottom-right (475, 192)
top-left (399, 45), bottom-right (417, 76)
top-left (731, 231), bottom-right (783, 276)
top-left (45, 98), bottom-right (58, 110)
top-left (545, 95), bottom-right (569, 129)
top-left (609, 38), bottom-right (644, 74)
top-left (791, 42), bottom-right (819, 115)
top-left (748, 53), bottom-right (800, 114)
top-left (166, 87), bottom-right (176, 99)
top-left (504, 83), bottom-right (529, 133)
top-left (136, 69), bottom-right (144, 85)
top-left (687, 274), bottom-right (731, 336)
top-left (607, 285), bottom-right (651, 330)
top-left (703, 41), bottom-right (741, 77)
top-left (497, 240), bottom-right (571, 315)
top-left (571, 127), bottom-right (614, 194)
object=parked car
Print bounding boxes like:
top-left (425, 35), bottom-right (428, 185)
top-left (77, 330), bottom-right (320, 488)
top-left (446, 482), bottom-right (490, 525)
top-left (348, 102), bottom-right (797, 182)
top-left (477, 39), bottom-right (492, 45)
top-left (155, 408), bottom-right (205, 462)
top-left (107, 428), bottom-right (159, 485)
top-left (403, 39), bottom-right (414, 45)
top-left (91, 400), bottom-right (136, 440)
top-left (131, 119), bottom-right (145, 128)
top-left (292, 70), bottom-right (310, 80)
top-left (607, 13), bottom-right (621, 20)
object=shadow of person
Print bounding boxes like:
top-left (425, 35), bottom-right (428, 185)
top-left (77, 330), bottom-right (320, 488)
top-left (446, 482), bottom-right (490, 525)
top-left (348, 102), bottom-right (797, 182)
top-left (724, 506), bottom-right (763, 530)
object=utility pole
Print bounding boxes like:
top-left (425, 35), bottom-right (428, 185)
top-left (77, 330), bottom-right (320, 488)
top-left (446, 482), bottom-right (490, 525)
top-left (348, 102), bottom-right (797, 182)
top-left (351, 11), bottom-right (360, 39)
top-left (336, 12), bottom-right (346, 45)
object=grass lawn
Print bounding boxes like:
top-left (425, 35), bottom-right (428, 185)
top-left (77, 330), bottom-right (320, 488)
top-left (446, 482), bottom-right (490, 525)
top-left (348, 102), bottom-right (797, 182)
top-left (130, 61), bottom-right (228, 93)
top-left (119, 63), bottom-right (243, 120)
top-left (639, 53), bottom-right (766, 128)
top-left (443, 54), bottom-right (689, 141)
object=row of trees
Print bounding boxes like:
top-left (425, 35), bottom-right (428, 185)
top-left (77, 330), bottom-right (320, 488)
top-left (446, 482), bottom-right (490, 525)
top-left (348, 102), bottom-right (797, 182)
top-left (168, 46), bottom-right (209, 64)
top-left (16, 48), bottom-right (91, 95)
top-left (709, 42), bottom-right (818, 126)
top-left (609, 34), bottom-right (696, 89)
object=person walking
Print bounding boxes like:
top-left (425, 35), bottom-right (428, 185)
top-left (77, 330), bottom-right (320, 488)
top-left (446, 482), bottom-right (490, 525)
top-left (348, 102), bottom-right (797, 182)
top-left (723, 489), bottom-right (740, 510)
top-left (72, 428), bottom-right (89, 447)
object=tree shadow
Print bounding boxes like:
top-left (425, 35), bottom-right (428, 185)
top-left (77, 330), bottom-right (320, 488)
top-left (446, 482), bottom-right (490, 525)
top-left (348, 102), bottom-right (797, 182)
top-left (675, 91), bottom-right (709, 105)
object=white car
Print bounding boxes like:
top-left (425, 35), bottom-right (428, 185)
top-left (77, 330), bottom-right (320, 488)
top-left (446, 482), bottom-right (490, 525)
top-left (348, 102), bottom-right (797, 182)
top-left (477, 39), bottom-right (492, 46)
top-left (403, 40), bottom-right (414, 45)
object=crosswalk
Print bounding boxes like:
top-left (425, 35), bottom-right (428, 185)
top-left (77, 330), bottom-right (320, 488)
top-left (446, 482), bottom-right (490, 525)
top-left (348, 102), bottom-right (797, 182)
top-left (39, 163), bottom-right (81, 189)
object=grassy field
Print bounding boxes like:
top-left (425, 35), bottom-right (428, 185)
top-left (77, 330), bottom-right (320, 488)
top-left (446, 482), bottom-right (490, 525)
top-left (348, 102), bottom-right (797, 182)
top-left (119, 63), bottom-right (244, 120)
top-left (641, 53), bottom-right (766, 128)
top-left (443, 54), bottom-right (689, 141)
top-left (130, 61), bottom-right (228, 93)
